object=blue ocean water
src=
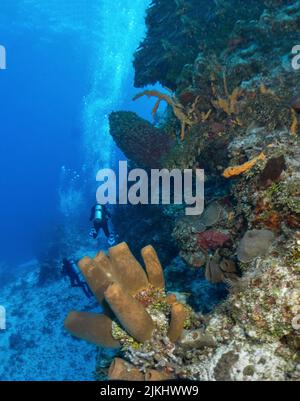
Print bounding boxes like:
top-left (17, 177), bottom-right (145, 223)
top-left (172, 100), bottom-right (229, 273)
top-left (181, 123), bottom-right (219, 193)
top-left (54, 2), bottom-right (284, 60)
top-left (0, 0), bottom-right (162, 381)
top-left (0, 0), bottom-right (152, 265)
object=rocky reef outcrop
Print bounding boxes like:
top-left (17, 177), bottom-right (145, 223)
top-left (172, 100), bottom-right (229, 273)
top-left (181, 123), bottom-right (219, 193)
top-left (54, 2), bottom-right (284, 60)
top-left (109, 111), bottom-right (174, 169)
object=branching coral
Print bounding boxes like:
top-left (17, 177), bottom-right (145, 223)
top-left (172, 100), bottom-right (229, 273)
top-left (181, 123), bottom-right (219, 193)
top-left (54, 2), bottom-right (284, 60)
top-left (211, 72), bottom-right (243, 117)
top-left (65, 243), bottom-right (191, 381)
top-left (133, 90), bottom-right (200, 140)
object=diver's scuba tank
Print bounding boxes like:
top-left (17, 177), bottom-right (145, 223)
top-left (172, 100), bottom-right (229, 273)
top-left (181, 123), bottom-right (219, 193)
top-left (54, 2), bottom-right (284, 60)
top-left (69, 259), bottom-right (78, 271)
top-left (94, 204), bottom-right (103, 223)
top-left (62, 258), bottom-right (79, 277)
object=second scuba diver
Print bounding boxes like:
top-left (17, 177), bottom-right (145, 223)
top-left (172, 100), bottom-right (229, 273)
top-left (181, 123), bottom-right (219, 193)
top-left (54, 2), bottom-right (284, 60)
top-left (62, 258), bottom-right (93, 299)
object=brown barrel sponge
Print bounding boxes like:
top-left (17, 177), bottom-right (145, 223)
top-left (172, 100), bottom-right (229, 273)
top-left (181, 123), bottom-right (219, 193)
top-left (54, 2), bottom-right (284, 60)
top-left (141, 245), bottom-right (165, 289)
top-left (145, 369), bottom-right (174, 381)
top-left (78, 256), bottom-right (114, 304)
top-left (166, 294), bottom-right (177, 305)
top-left (104, 282), bottom-right (154, 342)
top-left (108, 358), bottom-right (144, 381)
top-left (64, 312), bottom-right (120, 349)
top-left (167, 303), bottom-right (187, 343)
top-left (108, 243), bottom-right (149, 294)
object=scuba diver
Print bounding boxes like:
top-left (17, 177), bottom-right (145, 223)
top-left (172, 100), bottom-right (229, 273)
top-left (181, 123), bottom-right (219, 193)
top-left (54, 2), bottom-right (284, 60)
top-left (62, 258), bottom-right (93, 299)
top-left (89, 203), bottom-right (116, 246)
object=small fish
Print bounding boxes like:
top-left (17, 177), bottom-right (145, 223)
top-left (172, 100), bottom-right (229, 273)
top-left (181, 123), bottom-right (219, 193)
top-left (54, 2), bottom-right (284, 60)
top-left (223, 152), bottom-right (266, 179)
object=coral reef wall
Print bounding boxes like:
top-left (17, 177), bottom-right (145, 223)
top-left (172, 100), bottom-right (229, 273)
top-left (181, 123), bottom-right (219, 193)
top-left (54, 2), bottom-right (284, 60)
top-left (106, 0), bottom-right (300, 381)
top-left (134, 0), bottom-right (265, 90)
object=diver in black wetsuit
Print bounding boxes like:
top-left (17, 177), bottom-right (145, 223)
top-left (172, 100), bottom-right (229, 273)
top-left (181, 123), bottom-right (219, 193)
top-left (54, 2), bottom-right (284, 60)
top-left (89, 204), bottom-right (116, 246)
top-left (62, 258), bottom-right (93, 298)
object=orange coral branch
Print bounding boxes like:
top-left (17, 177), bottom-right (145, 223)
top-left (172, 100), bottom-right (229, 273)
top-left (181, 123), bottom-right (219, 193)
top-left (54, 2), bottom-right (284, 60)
top-left (133, 90), bottom-right (175, 112)
top-left (291, 108), bottom-right (298, 136)
top-left (133, 90), bottom-right (198, 140)
top-left (223, 152), bottom-right (266, 178)
top-left (211, 71), bottom-right (243, 116)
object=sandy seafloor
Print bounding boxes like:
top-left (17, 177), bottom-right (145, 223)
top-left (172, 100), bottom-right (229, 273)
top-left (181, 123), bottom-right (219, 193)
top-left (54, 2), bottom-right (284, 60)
top-left (0, 259), bottom-right (102, 381)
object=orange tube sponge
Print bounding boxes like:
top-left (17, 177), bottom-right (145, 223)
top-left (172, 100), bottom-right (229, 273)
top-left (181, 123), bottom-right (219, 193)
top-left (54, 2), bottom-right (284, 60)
top-left (64, 312), bottom-right (120, 349)
top-left (104, 282), bottom-right (154, 342)
top-left (167, 303), bottom-right (187, 343)
top-left (141, 245), bottom-right (165, 289)
top-left (109, 243), bottom-right (149, 294)
top-left (223, 152), bottom-right (266, 178)
top-left (108, 358), bottom-right (144, 381)
top-left (291, 108), bottom-right (298, 135)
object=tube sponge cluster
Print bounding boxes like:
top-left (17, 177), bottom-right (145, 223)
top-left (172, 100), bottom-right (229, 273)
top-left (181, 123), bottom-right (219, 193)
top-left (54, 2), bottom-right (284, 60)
top-left (64, 242), bottom-right (188, 380)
